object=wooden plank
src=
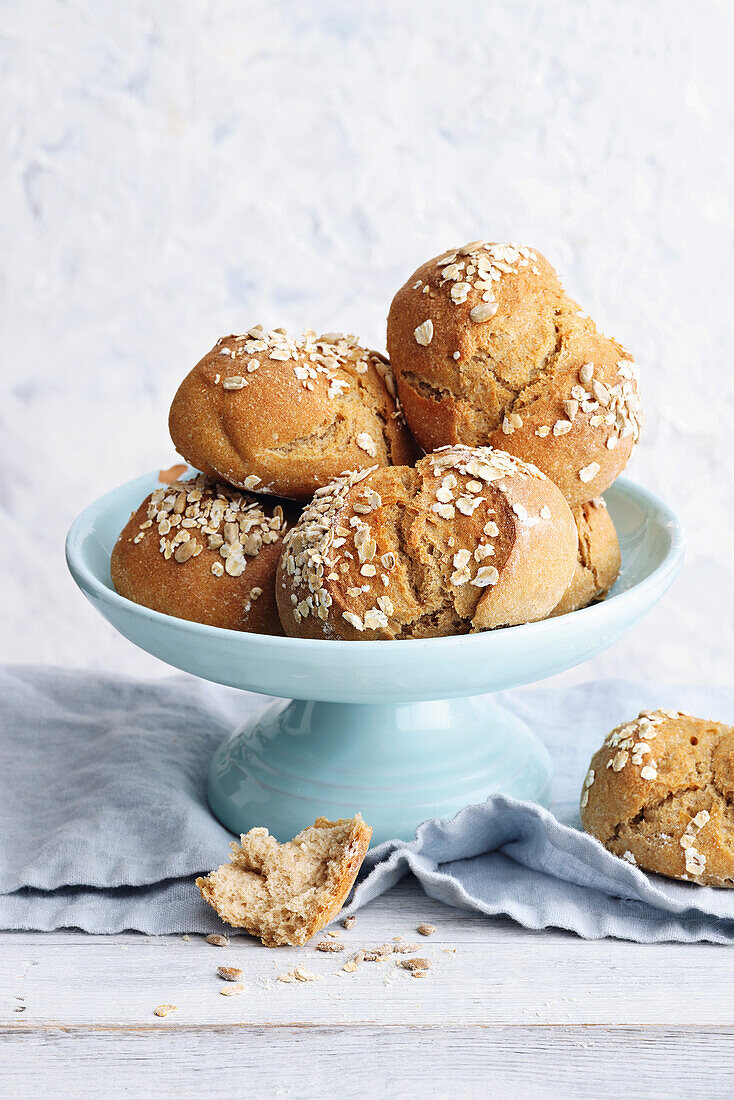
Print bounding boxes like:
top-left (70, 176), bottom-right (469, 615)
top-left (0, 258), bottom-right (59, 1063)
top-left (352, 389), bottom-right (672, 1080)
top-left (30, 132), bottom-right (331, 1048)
top-left (3, 877), bottom-right (733, 1099)
top-left (1, 1025), bottom-right (731, 1099)
top-left (2, 905), bottom-right (733, 1028)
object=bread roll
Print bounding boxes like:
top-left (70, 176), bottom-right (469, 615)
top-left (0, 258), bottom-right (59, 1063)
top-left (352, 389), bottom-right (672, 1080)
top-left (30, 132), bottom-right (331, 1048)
top-left (581, 710), bottom-right (734, 887)
top-left (550, 498), bottom-right (621, 616)
top-left (276, 445), bottom-right (577, 640)
top-left (111, 474), bottom-right (294, 634)
top-left (169, 327), bottom-right (418, 502)
top-left (386, 242), bottom-right (642, 506)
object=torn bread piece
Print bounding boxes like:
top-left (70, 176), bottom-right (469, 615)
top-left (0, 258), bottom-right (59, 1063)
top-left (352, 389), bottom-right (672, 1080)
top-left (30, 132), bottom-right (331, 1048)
top-left (196, 815), bottom-right (372, 946)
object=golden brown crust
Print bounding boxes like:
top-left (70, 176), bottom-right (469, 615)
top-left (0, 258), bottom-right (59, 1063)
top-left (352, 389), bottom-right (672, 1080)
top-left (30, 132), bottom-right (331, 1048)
top-left (550, 498), bottom-right (621, 617)
top-left (196, 815), bottom-right (372, 947)
top-left (169, 328), bottom-right (419, 502)
top-left (300, 816), bottom-right (372, 941)
top-left (111, 474), bottom-right (296, 634)
top-left (386, 242), bottom-right (642, 506)
top-left (580, 710), bottom-right (734, 887)
top-left (276, 445), bottom-right (577, 640)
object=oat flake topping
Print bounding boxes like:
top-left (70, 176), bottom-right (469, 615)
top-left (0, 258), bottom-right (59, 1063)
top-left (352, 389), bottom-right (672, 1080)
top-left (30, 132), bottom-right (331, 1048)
top-left (429, 242), bottom-right (541, 323)
top-left (280, 445), bottom-right (552, 634)
top-left (601, 709), bottom-right (691, 791)
top-left (213, 326), bottom-right (398, 403)
top-left (135, 475), bottom-right (285, 598)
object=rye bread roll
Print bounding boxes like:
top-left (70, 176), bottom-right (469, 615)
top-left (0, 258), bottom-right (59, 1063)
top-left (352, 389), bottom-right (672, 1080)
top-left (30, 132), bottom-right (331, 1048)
top-left (111, 474), bottom-right (295, 634)
top-left (550, 498), bottom-right (621, 617)
top-left (276, 445), bottom-right (577, 640)
top-left (581, 710), bottom-right (734, 887)
top-left (169, 327), bottom-right (418, 503)
top-left (386, 242), bottom-right (642, 506)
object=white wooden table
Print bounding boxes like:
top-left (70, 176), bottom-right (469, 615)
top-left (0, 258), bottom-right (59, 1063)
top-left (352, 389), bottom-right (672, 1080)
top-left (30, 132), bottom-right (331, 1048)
top-left (2, 879), bottom-right (731, 1098)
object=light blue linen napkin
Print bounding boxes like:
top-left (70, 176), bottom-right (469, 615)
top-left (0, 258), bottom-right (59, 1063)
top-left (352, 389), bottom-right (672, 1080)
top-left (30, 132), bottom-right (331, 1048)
top-left (2, 665), bottom-right (734, 942)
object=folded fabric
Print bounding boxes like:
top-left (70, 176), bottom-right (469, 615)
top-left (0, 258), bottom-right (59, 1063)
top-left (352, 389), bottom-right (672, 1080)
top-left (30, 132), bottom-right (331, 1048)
top-left (2, 665), bottom-right (733, 941)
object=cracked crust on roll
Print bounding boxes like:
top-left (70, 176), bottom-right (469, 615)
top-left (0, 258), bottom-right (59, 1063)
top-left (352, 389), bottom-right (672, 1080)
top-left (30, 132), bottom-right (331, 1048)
top-left (169, 327), bottom-right (419, 502)
top-left (550, 498), bottom-right (620, 617)
top-left (275, 444), bottom-right (577, 640)
top-left (111, 474), bottom-right (296, 634)
top-left (581, 710), bottom-right (734, 887)
top-left (386, 242), bottom-right (642, 506)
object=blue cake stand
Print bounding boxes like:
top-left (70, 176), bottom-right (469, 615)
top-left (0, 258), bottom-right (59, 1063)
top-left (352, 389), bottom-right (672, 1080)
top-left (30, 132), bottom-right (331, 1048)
top-left (66, 471), bottom-right (684, 846)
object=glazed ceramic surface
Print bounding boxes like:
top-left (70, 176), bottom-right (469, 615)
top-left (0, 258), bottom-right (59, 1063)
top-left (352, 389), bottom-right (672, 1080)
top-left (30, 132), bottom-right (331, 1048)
top-left (66, 471), bottom-right (684, 842)
top-left (67, 471), bottom-right (684, 704)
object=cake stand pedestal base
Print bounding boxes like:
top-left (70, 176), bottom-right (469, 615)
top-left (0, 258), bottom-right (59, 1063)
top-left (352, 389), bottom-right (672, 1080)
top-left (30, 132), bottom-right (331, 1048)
top-left (206, 696), bottom-right (552, 846)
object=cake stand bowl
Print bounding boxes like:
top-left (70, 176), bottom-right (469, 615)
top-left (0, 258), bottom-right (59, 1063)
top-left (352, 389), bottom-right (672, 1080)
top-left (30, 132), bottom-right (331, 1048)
top-left (66, 471), bottom-right (684, 845)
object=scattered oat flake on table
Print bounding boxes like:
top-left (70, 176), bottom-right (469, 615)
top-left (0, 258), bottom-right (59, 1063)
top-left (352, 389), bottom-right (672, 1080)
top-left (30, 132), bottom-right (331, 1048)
top-left (294, 967), bottom-right (320, 982)
top-left (342, 916), bottom-right (356, 930)
top-left (342, 951), bottom-right (365, 972)
top-left (316, 940), bottom-right (345, 953)
top-left (393, 942), bottom-right (419, 954)
top-left (217, 965), bottom-right (243, 981)
top-left (417, 923), bottom-right (436, 936)
top-left (364, 943), bottom-right (395, 961)
top-left (154, 1004), bottom-right (177, 1017)
top-left (206, 933), bottom-right (229, 947)
top-left (220, 983), bottom-right (245, 996)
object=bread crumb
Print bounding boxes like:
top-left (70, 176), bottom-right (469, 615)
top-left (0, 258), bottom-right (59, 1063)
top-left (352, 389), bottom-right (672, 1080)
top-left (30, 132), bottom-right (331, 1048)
top-left (398, 957), bottom-right (431, 971)
top-left (417, 923), bottom-right (436, 936)
top-left (342, 916), bottom-right (356, 929)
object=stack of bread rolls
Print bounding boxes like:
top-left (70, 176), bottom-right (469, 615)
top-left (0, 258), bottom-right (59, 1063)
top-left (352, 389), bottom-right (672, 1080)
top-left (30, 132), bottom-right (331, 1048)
top-left (112, 243), bottom-right (640, 637)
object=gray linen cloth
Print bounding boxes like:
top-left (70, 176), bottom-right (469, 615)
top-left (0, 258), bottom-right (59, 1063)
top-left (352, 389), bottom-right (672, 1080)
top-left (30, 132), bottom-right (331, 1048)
top-left (2, 665), bottom-right (734, 942)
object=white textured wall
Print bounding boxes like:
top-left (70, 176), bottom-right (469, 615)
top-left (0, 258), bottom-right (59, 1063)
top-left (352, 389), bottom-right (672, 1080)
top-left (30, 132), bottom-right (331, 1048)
top-left (2, 0), bottom-right (732, 684)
